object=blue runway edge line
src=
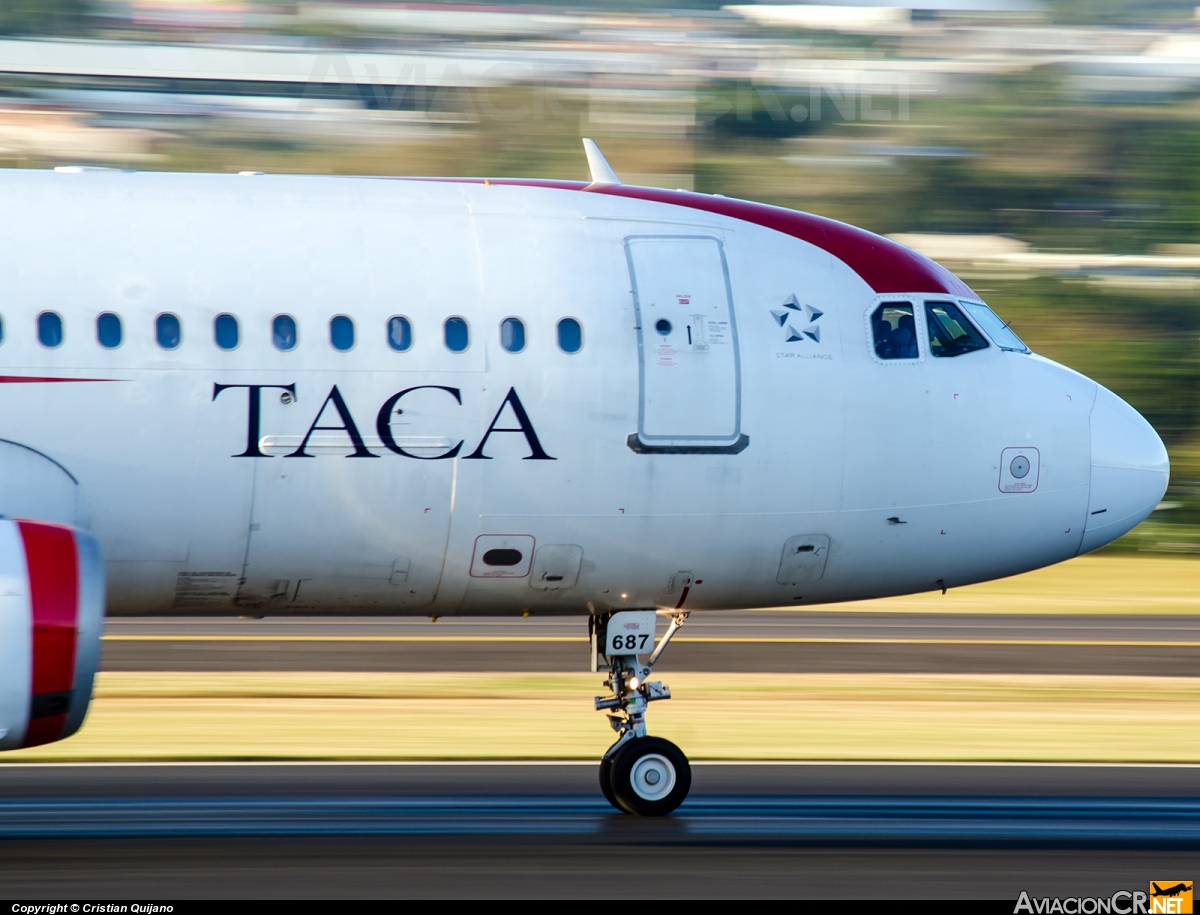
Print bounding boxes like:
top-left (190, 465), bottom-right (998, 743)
top-left (1, 796), bottom-right (1198, 844)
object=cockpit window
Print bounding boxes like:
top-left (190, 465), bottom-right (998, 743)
top-left (926, 301), bottom-right (989, 357)
top-left (959, 300), bottom-right (1030, 353)
top-left (871, 302), bottom-right (919, 360)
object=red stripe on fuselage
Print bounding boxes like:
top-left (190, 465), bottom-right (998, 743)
top-left (17, 521), bottom-right (79, 748)
top-left (405, 177), bottom-right (974, 298)
top-left (0, 376), bottom-right (118, 383)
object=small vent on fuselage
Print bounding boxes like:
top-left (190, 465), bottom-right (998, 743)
top-left (482, 549), bottom-right (523, 567)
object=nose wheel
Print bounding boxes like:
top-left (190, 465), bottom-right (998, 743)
top-left (605, 736), bottom-right (691, 816)
top-left (598, 754), bottom-right (619, 810)
top-left (592, 610), bottom-right (692, 816)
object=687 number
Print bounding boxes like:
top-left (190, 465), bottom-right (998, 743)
top-left (611, 633), bottom-right (650, 652)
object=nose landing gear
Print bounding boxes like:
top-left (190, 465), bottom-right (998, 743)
top-left (591, 610), bottom-right (691, 816)
top-left (607, 735), bottom-right (691, 816)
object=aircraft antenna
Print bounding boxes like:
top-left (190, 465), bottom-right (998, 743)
top-left (582, 138), bottom-right (621, 186)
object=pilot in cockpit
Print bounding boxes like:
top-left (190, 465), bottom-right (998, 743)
top-left (872, 304), bottom-right (919, 360)
top-left (892, 314), bottom-right (918, 359)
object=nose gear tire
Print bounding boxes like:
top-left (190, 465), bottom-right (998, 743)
top-left (609, 736), bottom-right (691, 816)
top-left (598, 754), bottom-right (621, 810)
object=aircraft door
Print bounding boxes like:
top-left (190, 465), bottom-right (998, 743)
top-left (625, 235), bottom-right (747, 453)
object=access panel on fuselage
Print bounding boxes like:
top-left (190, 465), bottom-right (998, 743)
top-left (626, 236), bottom-right (742, 451)
top-left (239, 381), bottom-right (469, 611)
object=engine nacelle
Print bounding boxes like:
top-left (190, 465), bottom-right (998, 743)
top-left (0, 519), bottom-right (104, 750)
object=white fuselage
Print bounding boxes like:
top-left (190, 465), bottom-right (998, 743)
top-left (0, 169), bottom-right (1168, 615)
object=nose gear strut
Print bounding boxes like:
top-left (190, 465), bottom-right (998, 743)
top-left (591, 609), bottom-right (691, 815)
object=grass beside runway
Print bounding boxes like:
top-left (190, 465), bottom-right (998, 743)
top-left (816, 554), bottom-right (1200, 615)
top-left (6, 671), bottom-right (1200, 763)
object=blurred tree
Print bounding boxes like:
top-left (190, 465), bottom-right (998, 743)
top-left (1137, 122), bottom-right (1200, 247)
top-left (1047, 0), bottom-right (1196, 24)
top-left (0, 0), bottom-right (89, 36)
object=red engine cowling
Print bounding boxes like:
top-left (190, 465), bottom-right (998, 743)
top-left (0, 519), bottom-right (104, 750)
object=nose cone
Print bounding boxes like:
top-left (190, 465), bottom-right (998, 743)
top-left (1078, 386), bottom-right (1169, 555)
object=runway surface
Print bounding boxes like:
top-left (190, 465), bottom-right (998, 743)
top-left (1, 763), bottom-right (1197, 897)
top-left (32, 616), bottom-right (1199, 895)
top-left (100, 612), bottom-right (1200, 674)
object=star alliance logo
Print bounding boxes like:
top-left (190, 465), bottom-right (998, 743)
top-left (770, 294), bottom-right (823, 343)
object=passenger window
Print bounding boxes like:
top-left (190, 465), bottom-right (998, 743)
top-left (500, 317), bottom-right (525, 353)
top-left (273, 314), bottom-right (297, 351)
top-left (37, 312), bottom-right (63, 348)
top-left (871, 303), bottom-right (918, 360)
top-left (156, 313), bottom-right (181, 350)
top-left (925, 301), bottom-right (988, 358)
top-left (444, 316), bottom-right (469, 352)
top-left (97, 312), bottom-right (122, 349)
top-left (387, 316), bottom-right (412, 352)
top-left (214, 313), bottom-right (239, 350)
top-left (330, 315), bottom-right (354, 351)
top-left (0, 315), bottom-right (5, 345)
top-left (557, 317), bottom-right (582, 354)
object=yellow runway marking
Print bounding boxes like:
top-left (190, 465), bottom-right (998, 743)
top-left (100, 635), bottom-right (1200, 647)
top-left (685, 637), bottom-right (1200, 647)
top-left (103, 635), bottom-right (584, 643)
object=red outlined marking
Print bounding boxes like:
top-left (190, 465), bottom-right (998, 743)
top-left (17, 521), bottom-right (78, 748)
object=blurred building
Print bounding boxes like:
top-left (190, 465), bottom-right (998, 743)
top-left (4, 0), bottom-right (1196, 167)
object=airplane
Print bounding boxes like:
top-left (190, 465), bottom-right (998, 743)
top-left (0, 139), bottom-right (1169, 815)
top-left (1151, 884), bottom-right (1192, 898)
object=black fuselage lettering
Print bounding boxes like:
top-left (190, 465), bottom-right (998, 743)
top-left (212, 383), bottom-right (296, 457)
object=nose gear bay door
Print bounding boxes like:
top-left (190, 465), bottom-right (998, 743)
top-left (625, 235), bottom-right (748, 454)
